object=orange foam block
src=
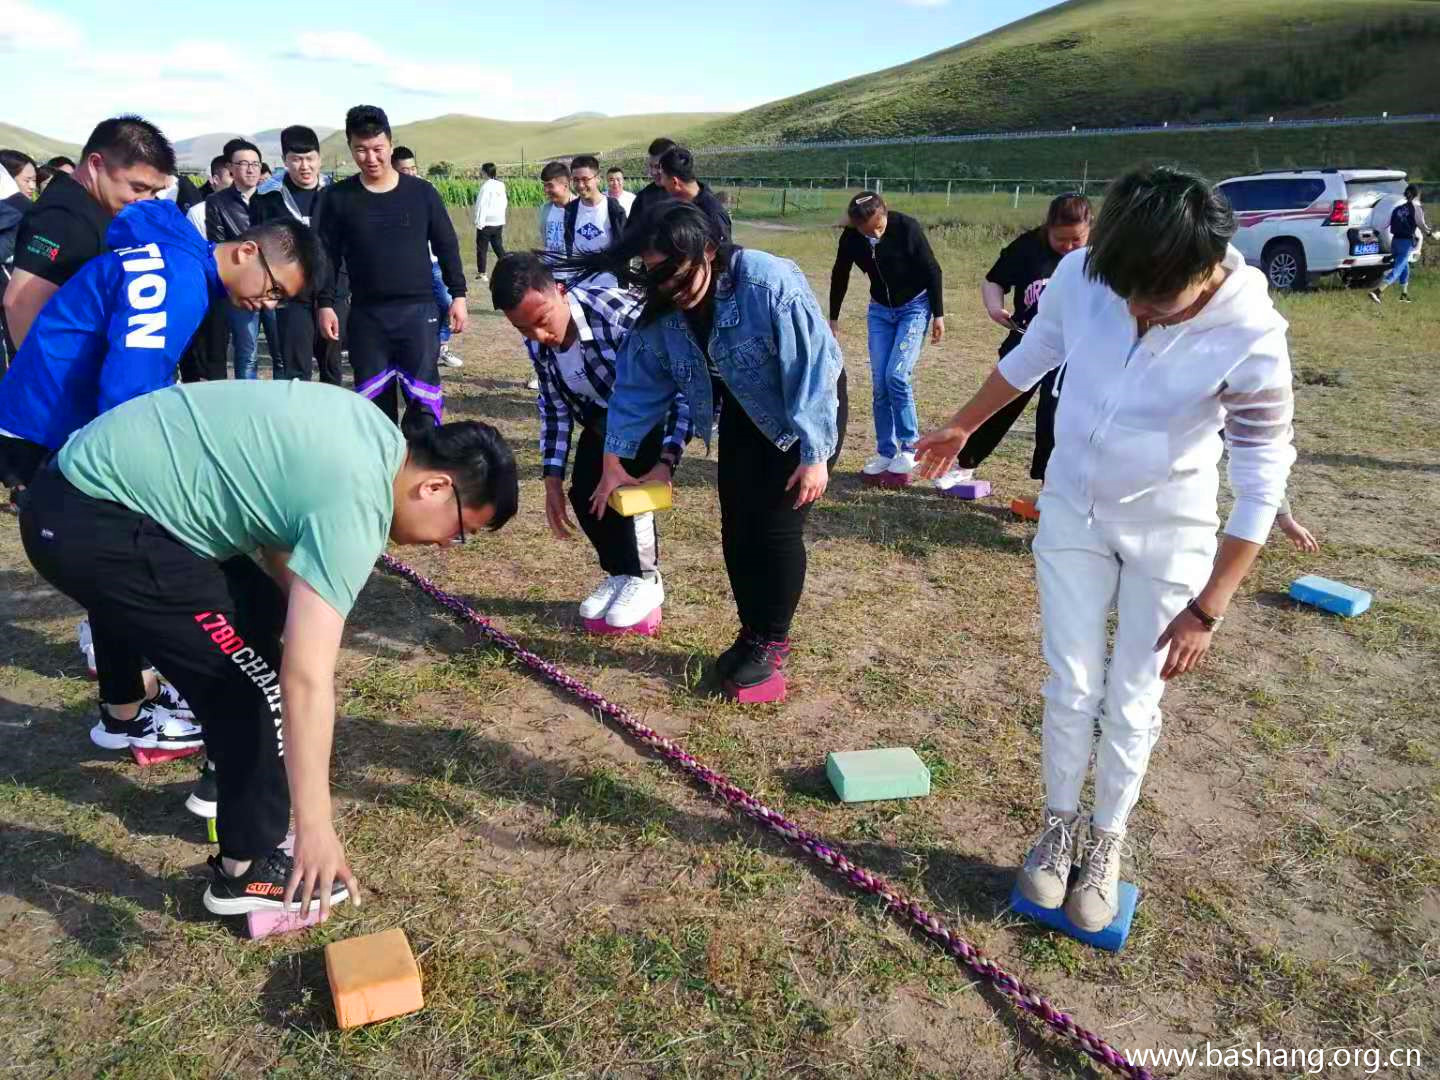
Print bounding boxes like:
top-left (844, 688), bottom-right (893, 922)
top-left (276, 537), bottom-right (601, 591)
top-left (325, 928), bottom-right (424, 1029)
top-left (1010, 498), bottom-right (1040, 521)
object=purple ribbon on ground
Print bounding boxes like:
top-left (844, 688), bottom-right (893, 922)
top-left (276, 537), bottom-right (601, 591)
top-left (379, 554), bottom-right (1153, 1080)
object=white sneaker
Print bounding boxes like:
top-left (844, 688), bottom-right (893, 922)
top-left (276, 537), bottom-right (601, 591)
top-left (1064, 825), bottom-right (1126, 931)
top-left (886, 450), bottom-right (918, 476)
top-left (439, 346), bottom-right (463, 369)
top-left (578, 575), bottom-right (626, 620)
top-left (478, 273), bottom-right (489, 284)
top-left (934, 466), bottom-right (975, 490)
top-left (78, 619), bottom-right (96, 679)
top-left (150, 678), bottom-right (196, 725)
top-left (605, 574), bottom-right (664, 628)
top-left (1016, 808), bottom-right (1080, 909)
top-left (862, 453), bottom-right (893, 475)
top-left (526, 376), bottom-right (541, 391)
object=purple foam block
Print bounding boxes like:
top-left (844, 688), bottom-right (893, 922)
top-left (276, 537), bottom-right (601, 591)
top-left (723, 672), bottom-right (787, 704)
top-left (130, 744), bottom-right (204, 767)
top-left (246, 905), bottom-right (328, 939)
top-left (939, 480), bottom-right (991, 500)
top-left (582, 607), bottom-right (662, 637)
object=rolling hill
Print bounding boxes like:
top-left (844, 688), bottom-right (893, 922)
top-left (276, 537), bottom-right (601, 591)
top-left (172, 127), bottom-right (339, 168)
top-left (0, 123), bottom-right (81, 163)
top-left (680, 0), bottom-right (1440, 148)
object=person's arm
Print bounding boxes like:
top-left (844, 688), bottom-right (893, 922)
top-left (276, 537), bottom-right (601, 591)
top-left (260, 547), bottom-right (295, 595)
top-left (909, 219), bottom-right (945, 327)
top-left (775, 279), bottom-right (842, 468)
top-left (593, 332), bottom-right (683, 517)
top-left (981, 281), bottom-right (1013, 327)
top-left (473, 184), bottom-right (486, 229)
top-left (204, 196), bottom-right (224, 243)
top-left (828, 232), bottom-right (855, 327)
top-left (535, 356), bottom-right (578, 539)
top-left (278, 576), bottom-right (358, 917)
top-left (425, 183), bottom-right (466, 299)
top-left (96, 261), bottom-right (203, 412)
top-left (658, 387), bottom-right (691, 474)
top-left (2, 269), bottom-right (59, 350)
top-left (314, 187), bottom-right (343, 326)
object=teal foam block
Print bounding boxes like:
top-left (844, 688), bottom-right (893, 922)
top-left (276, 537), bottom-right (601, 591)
top-left (1008, 881), bottom-right (1139, 952)
top-left (825, 748), bottom-right (930, 803)
top-left (1290, 575), bottom-right (1372, 617)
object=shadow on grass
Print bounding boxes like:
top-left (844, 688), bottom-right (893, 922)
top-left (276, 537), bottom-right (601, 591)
top-left (1298, 450), bottom-right (1440, 475)
top-left (815, 474), bottom-right (1022, 556)
top-left (0, 567), bottom-right (87, 681)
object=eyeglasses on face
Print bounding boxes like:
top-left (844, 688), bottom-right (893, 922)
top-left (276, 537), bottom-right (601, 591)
top-left (253, 244), bottom-right (287, 302)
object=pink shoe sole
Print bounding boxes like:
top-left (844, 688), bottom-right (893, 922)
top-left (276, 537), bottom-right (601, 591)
top-left (246, 906), bottom-right (328, 939)
top-left (582, 607), bottom-right (662, 637)
top-left (131, 744), bottom-right (204, 767)
top-left (863, 471), bottom-right (912, 489)
top-left (723, 671), bottom-right (787, 703)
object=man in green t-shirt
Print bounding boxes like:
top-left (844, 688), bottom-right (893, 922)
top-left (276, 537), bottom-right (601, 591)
top-left (19, 380), bottom-right (518, 917)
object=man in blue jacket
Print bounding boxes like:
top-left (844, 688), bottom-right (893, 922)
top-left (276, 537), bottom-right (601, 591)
top-left (0, 196), bottom-right (323, 754)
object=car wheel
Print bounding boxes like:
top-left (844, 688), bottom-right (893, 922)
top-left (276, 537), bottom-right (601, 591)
top-left (1263, 241), bottom-right (1307, 291)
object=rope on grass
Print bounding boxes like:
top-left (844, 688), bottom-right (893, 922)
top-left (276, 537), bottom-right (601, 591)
top-left (380, 554), bottom-right (1153, 1080)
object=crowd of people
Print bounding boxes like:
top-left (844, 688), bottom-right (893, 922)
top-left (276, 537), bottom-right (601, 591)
top-left (5, 99), bottom-right (1403, 935)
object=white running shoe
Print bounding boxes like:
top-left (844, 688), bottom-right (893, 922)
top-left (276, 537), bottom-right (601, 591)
top-left (886, 450), bottom-right (918, 476)
top-left (150, 679), bottom-right (196, 725)
top-left (862, 453), bottom-right (893, 476)
top-left (439, 345), bottom-right (463, 369)
top-left (1016, 808), bottom-right (1081, 909)
top-left (525, 375), bottom-right (541, 391)
top-left (605, 574), bottom-right (664, 629)
top-left (1065, 825), bottom-right (1126, 931)
top-left (934, 466), bottom-right (976, 491)
top-left (578, 575), bottom-right (626, 620)
top-left (78, 619), bottom-right (96, 679)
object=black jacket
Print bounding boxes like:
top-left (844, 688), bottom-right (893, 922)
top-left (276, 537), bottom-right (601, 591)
top-left (829, 210), bottom-right (944, 319)
top-left (204, 185), bottom-right (254, 243)
top-left (250, 176), bottom-right (326, 227)
top-left (562, 195), bottom-right (627, 254)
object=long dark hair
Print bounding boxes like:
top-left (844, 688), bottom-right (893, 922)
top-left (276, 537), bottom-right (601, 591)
top-left (546, 199), bottom-right (738, 324)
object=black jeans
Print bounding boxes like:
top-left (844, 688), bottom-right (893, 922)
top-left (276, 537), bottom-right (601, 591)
top-left (957, 365), bottom-right (1059, 480)
top-left (571, 422), bottom-right (664, 578)
top-left (21, 467), bottom-right (290, 860)
top-left (716, 372), bottom-right (847, 642)
top-left (348, 301), bottom-right (442, 431)
top-left (475, 226), bottom-right (506, 275)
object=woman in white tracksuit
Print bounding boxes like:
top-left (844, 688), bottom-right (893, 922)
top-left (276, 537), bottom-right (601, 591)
top-left (917, 166), bottom-right (1296, 932)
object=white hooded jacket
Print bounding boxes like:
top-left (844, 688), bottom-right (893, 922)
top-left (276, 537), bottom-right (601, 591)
top-left (998, 245), bottom-right (1295, 543)
top-left (473, 177), bottom-right (507, 228)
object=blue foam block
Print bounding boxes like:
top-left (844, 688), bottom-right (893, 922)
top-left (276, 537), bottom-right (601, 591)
top-left (1008, 881), bottom-right (1139, 952)
top-left (1289, 575), bottom-right (1372, 617)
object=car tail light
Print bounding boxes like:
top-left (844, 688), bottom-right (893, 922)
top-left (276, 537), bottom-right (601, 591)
top-left (1326, 199), bottom-right (1349, 225)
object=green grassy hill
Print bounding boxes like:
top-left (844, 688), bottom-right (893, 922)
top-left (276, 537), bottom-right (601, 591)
top-left (317, 112), bottom-right (728, 173)
top-left (0, 123), bottom-right (81, 162)
top-left (681, 0), bottom-right (1440, 147)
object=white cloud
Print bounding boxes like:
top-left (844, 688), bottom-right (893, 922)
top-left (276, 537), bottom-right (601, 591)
top-left (286, 30), bottom-right (389, 67)
top-left (382, 61), bottom-right (514, 99)
top-left (0, 0), bottom-right (84, 52)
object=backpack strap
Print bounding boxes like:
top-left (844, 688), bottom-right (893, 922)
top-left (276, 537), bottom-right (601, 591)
top-left (564, 199), bottom-right (580, 256)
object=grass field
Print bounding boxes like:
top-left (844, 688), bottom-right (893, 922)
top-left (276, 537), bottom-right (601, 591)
top-left (1, 207), bottom-right (1437, 1078)
top-left (0, 122), bottom-right (81, 163)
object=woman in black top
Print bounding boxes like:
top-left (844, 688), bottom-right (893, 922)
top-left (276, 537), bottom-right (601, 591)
top-left (828, 192), bottom-right (943, 486)
top-left (937, 193), bottom-right (1090, 490)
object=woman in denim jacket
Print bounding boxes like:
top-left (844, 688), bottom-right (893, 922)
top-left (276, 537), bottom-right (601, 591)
top-left (557, 201), bottom-right (847, 703)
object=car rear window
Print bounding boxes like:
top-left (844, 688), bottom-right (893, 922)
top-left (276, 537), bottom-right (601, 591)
top-left (1345, 178), bottom-right (1408, 206)
top-left (1220, 178), bottom-right (1328, 212)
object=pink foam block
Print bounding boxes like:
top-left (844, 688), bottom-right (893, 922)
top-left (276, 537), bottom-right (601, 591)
top-left (862, 471), bottom-right (912, 489)
top-left (246, 905), bottom-right (328, 939)
top-left (581, 607), bottom-right (662, 637)
top-left (938, 480), bottom-right (991, 500)
top-left (723, 672), bottom-right (787, 704)
top-left (130, 744), bottom-right (204, 767)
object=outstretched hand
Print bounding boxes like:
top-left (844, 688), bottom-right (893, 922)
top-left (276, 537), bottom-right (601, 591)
top-left (589, 454), bottom-right (641, 520)
top-left (285, 820), bottom-right (360, 918)
top-left (914, 425), bottom-right (970, 480)
top-left (1154, 607), bottom-right (1214, 681)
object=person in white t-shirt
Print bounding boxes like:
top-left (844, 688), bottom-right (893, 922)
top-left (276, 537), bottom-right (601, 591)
top-left (472, 162), bottom-right (507, 284)
top-left (538, 160), bottom-right (572, 256)
top-left (568, 156), bottom-right (626, 289)
top-left (606, 167), bottom-right (636, 216)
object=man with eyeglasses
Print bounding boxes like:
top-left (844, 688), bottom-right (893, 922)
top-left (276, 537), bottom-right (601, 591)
top-left (207, 139), bottom-right (281, 379)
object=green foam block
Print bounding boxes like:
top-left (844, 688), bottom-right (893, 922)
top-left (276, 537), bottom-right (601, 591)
top-left (826, 748), bottom-right (930, 803)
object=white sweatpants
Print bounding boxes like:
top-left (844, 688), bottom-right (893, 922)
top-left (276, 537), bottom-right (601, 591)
top-left (1032, 494), bottom-right (1217, 833)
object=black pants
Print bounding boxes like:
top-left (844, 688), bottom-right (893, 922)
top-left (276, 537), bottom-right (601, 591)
top-left (716, 372), bottom-right (847, 642)
top-left (957, 365), bottom-right (1059, 480)
top-left (475, 226), bottom-right (506, 274)
top-left (180, 303), bottom-right (231, 383)
top-left (275, 302), bottom-right (319, 381)
top-left (20, 468), bottom-right (289, 860)
top-left (571, 422), bottom-right (664, 577)
top-left (349, 300), bottom-right (442, 431)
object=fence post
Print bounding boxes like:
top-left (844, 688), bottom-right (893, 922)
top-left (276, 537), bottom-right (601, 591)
top-left (781, 187), bottom-right (787, 217)
top-left (946, 180), bottom-right (952, 206)
top-left (845, 160), bottom-right (850, 188)
top-left (1013, 184), bottom-right (1020, 208)
top-left (863, 169), bottom-right (867, 190)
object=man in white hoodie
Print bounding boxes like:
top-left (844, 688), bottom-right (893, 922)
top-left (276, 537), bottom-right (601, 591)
top-left (472, 162), bottom-right (507, 284)
top-left (917, 166), bottom-right (1295, 932)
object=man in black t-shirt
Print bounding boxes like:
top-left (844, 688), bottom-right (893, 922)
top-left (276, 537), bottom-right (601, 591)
top-left (315, 105), bottom-right (466, 431)
top-left (656, 146), bottom-right (731, 243)
top-left (627, 136), bottom-right (675, 229)
top-left (3, 115), bottom-right (173, 352)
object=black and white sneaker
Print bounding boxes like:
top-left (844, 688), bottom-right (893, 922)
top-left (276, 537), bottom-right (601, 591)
top-left (185, 758), bottom-right (218, 819)
top-left (149, 678), bottom-right (196, 725)
top-left (89, 701), bottom-right (205, 751)
top-left (202, 849), bottom-right (350, 915)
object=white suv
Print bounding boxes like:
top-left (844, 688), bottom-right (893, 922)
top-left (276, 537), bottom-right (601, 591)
top-left (1217, 169), bottom-right (1416, 290)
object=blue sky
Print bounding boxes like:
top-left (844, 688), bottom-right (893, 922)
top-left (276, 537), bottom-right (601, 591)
top-left (2, 0), bottom-right (1061, 141)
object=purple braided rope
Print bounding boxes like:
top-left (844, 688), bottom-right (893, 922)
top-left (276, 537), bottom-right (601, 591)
top-left (380, 554), bottom-right (1153, 1080)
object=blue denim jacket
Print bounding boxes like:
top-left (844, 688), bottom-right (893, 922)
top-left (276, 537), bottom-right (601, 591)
top-left (604, 249), bottom-right (843, 464)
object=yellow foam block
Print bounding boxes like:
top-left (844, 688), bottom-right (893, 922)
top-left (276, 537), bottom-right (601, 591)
top-left (325, 928), bottom-right (424, 1029)
top-left (608, 482), bottom-right (672, 517)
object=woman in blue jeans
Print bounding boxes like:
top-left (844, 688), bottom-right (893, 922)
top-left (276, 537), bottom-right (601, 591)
top-left (829, 192), bottom-right (943, 485)
top-left (1370, 184), bottom-right (1435, 305)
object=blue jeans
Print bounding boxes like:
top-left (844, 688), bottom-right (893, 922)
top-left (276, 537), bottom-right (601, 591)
top-left (866, 293), bottom-right (930, 458)
top-left (227, 306), bottom-right (281, 379)
top-left (1384, 237), bottom-right (1414, 289)
top-left (430, 262), bottom-right (452, 345)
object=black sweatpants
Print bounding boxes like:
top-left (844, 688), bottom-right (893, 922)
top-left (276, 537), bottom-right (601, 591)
top-left (957, 365), bottom-right (1060, 481)
top-left (475, 226), bottom-right (506, 275)
top-left (716, 372), bottom-right (847, 642)
top-left (349, 300), bottom-right (442, 431)
top-left (571, 422), bottom-right (664, 578)
top-left (275, 302), bottom-right (318, 380)
top-left (21, 467), bottom-right (290, 861)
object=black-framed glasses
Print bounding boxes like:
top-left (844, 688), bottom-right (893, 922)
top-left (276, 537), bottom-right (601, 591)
top-left (452, 486), bottom-right (467, 546)
top-left (231, 159), bottom-right (262, 171)
top-left (253, 244), bottom-right (286, 302)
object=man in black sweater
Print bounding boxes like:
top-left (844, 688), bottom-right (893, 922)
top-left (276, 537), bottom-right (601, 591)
top-left (656, 146), bottom-right (731, 243)
top-left (626, 136), bottom-right (675, 229)
top-left (316, 105), bottom-right (466, 431)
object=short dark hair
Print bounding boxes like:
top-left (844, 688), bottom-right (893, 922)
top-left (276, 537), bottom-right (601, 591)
top-left (540, 160), bottom-right (570, 183)
top-left (0, 149), bottom-right (36, 179)
top-left (209, 155), bottom-right (230, 177)
top-left (606, 166), bottom-right (624, 177)
top-left (281, 125), bottom-right (321, 156)
top-left (81, 115), bottom-right (175, 175)
top-left (647, 137), bottom-right (676, 158)
top-left (346, 105), bottom-right (391, 143)
top-left (259, 163), bottom-right (272, 175)
top-left (570, 154), bottom-right (599, 175)
top-left (406, 422), bottom-right (519, 531)
top-left (237, 218), bottom-right (328, 301)
top-left (846, 190), bottom-right (886, 223)
top-left (392, 145), bottom-right (416, 163)
top-left (45, 155), bottom-right (75, 170)
top-left (1046, 193), bottom-right (1092, 228)
top-left (227, 139), bottom-right (261, 164)
top-left (1405, 183), bottom-right (1420, 201)
top-left (657, 146), bottom-right (696, 184)
top-left (221, 138), bottom-right (249, 160)
top-left (35, 165), bottom-right (55, 188)
top-left (481, 162), bottom-right (497, 179)
top-left (489, 252), bottom-right (556, 311)
top-left (1085, 165), bottom-right (1234, 300)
